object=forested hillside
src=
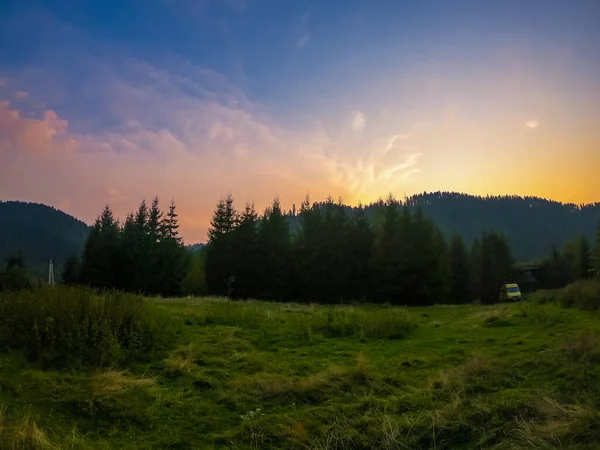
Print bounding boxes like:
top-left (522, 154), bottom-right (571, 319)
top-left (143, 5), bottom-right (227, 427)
top-left (0, 201), bottom-right (89, 276)
top-left (286, 192), bottom-right (600, 261)
top-left (403, 192), bottom-right (600, 261)
top-left (2, 193), bottom-right (600, 277)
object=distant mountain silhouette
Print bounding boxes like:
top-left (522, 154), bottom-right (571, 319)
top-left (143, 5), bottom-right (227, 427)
top-left (0, 201), bottom-right (90, 277)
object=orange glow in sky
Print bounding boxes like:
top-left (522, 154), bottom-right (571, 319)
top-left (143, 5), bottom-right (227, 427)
top-left (1, 2), bottom-right (600, 243)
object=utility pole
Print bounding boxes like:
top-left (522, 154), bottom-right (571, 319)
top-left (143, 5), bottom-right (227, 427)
top-left (48, 259), bottom-right (55, 286)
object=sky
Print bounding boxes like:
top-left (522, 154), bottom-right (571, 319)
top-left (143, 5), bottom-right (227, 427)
top-left (1, 0), bottom-right (599, 243)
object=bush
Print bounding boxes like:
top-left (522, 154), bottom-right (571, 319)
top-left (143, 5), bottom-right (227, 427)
top-left (529, 289), bottom-right (558, 304)
top-left (557, 280), bottom-right (600, 310)
top-left (0, 286), bottom-right (178, 368)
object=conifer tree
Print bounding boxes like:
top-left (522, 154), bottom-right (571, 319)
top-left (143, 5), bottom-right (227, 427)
top-left (576, 235), bottom-right (592, 279)
top-left (81, 205), bottom-right (121, 289)
top-left (256, 197), bottom-right (291, 301)
top-left (155, 200), bottom-right (187, 296)
top-left (205, 194), bottom-right (238, 295)
top-left (295, 195), bottom-right (322, 301)
top-left (449, 233), bottom-right (470, 304)
top-left (538, 245), bottom-right (572, 289)
top-left (61, 255), bottom-right (81, 285)
top-left (120, 213), bottom-right (138, 291)
top-left (0, 254), bottom-right (31, 292)
top-left (371, 194), bottom-right (406, 304)
top-left (148, 196), bottom-right (164, 242)
top-left (471, 231), bottom-right (514, 304)
top-left (127, 201), bottom-right (152, 292)
top-left (163, 200), bottom-right (181, 242)
top-left (229, 201), bottom-right (260, 299)
top-left (346, 204), bottom-right (374, 301)
top-left (469, 238), bottom-right (483, 302)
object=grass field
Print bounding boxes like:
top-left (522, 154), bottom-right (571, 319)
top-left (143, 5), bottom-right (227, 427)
top-left (2, 293), bottom-right (600, 449)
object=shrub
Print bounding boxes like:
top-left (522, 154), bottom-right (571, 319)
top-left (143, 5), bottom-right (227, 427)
top-left (563, 330), bottom-right (600, 363)
top-left (0, 286), bottom-right (178, 368)
top-left (529, 289), bottom-right (558, 304)
top-left (481, 308), bottom-right (512, 327)
top-left (557, 280), bottom-right (600, 310)
top-left (0, 268), bottom-right (31, 293)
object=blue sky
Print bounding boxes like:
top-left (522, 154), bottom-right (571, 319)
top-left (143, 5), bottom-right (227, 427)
top-left (1, 0), bottom-right (599, 242)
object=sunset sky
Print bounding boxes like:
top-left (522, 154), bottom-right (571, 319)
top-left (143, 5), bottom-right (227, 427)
top-left (1, 0), bottom-right (599, 243)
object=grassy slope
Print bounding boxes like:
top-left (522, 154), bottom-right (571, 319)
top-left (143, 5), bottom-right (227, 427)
top-left (2, 299), bottom-right (600, 449)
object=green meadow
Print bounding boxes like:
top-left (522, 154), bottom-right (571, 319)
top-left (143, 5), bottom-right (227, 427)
top-left (1, 286), bottom-right (600, 449)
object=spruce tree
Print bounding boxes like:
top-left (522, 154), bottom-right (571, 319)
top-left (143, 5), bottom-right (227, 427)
top-left (346, 204), bottom-right (374, 302)
top-left (576, 235), bottom-right (592, 279)
top-left (120, 213), bottom-right (137, 291)
top-left (371, 194), bottom-right (406, 304)
top-left (408, 207), bottom-right (450, 305)
top-left (256, 197), bottom-right (291, 301)
top-left (449, 233), bottom-right (470, 304)
top-left (538, 245), bottom-right (571, 289)
top-left (155, 200), bottom-right (187, 296)
top-left (128, 201), bottom-right (152, 293)
top-left (61, 255), bottom-right (81, 285)
top-left (469, 238), bottom-right (483, 303)
top-left (475, 231), bottom-right (514, 304)
top-left (229, 202), bottom-right (260, 299)
top-left (0, 254), bottom-right (31, 292)
top-left (311, 196), bottom-right (350, 303)
top-left (80, 205), bottom-right (121, 289)
top-left (296, 195), bottom-right (322, 301)
top-left (205, 194), bottom-right (238, 295)
top-left (163, 200), bottom-right (182, 242)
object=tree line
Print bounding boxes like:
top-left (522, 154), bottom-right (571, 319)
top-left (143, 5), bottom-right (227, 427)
top-left (5, 193), bottom-right (600, 303)
top-left (202, 194), bottom-right (521, 305)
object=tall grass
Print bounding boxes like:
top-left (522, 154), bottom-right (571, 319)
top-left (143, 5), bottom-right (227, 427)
top-left (182, 299), bottom-right (416, 341)
top-left (0, 286), bottom-right (178, 368)
top-left (530, 279), bottom-right (600, 311)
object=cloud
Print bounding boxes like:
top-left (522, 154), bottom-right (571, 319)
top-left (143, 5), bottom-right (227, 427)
top-left (15, 91), bottom-right (28, 100)
top-left (0, 78), bottom-right (6, 88)
top-left (525, 120), bottom-right (539, 128)
top-left (0, 52), bottom-right (343, 242)
top-left (297, 31), bottom-right (311, 48)
top-left (0, 100), bottom-right (77, 155)
top-left (108, 188), bottom-right (127, 202)
top-left (352, 111), bottom-right (366, 131)
top-left (384, 133), bottom-right (412, 155)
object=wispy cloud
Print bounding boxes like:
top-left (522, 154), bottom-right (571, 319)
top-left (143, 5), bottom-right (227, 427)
top-left (352, 111), bottom-right (365, 131)
top-left (108, 188), bottom-right (127, 202)
top-left (297, 31), bottom-right (311, 48)
top-left (384, 133), bottom-right (412, 155)
top-left (0, 50), bottom-right (341, 241)
top-left (15, 91), bottom-right (28, 100)
top-left (300, 9), bottom-right (311, 25)
top-left (525, 120), bottom-right (539, 128)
